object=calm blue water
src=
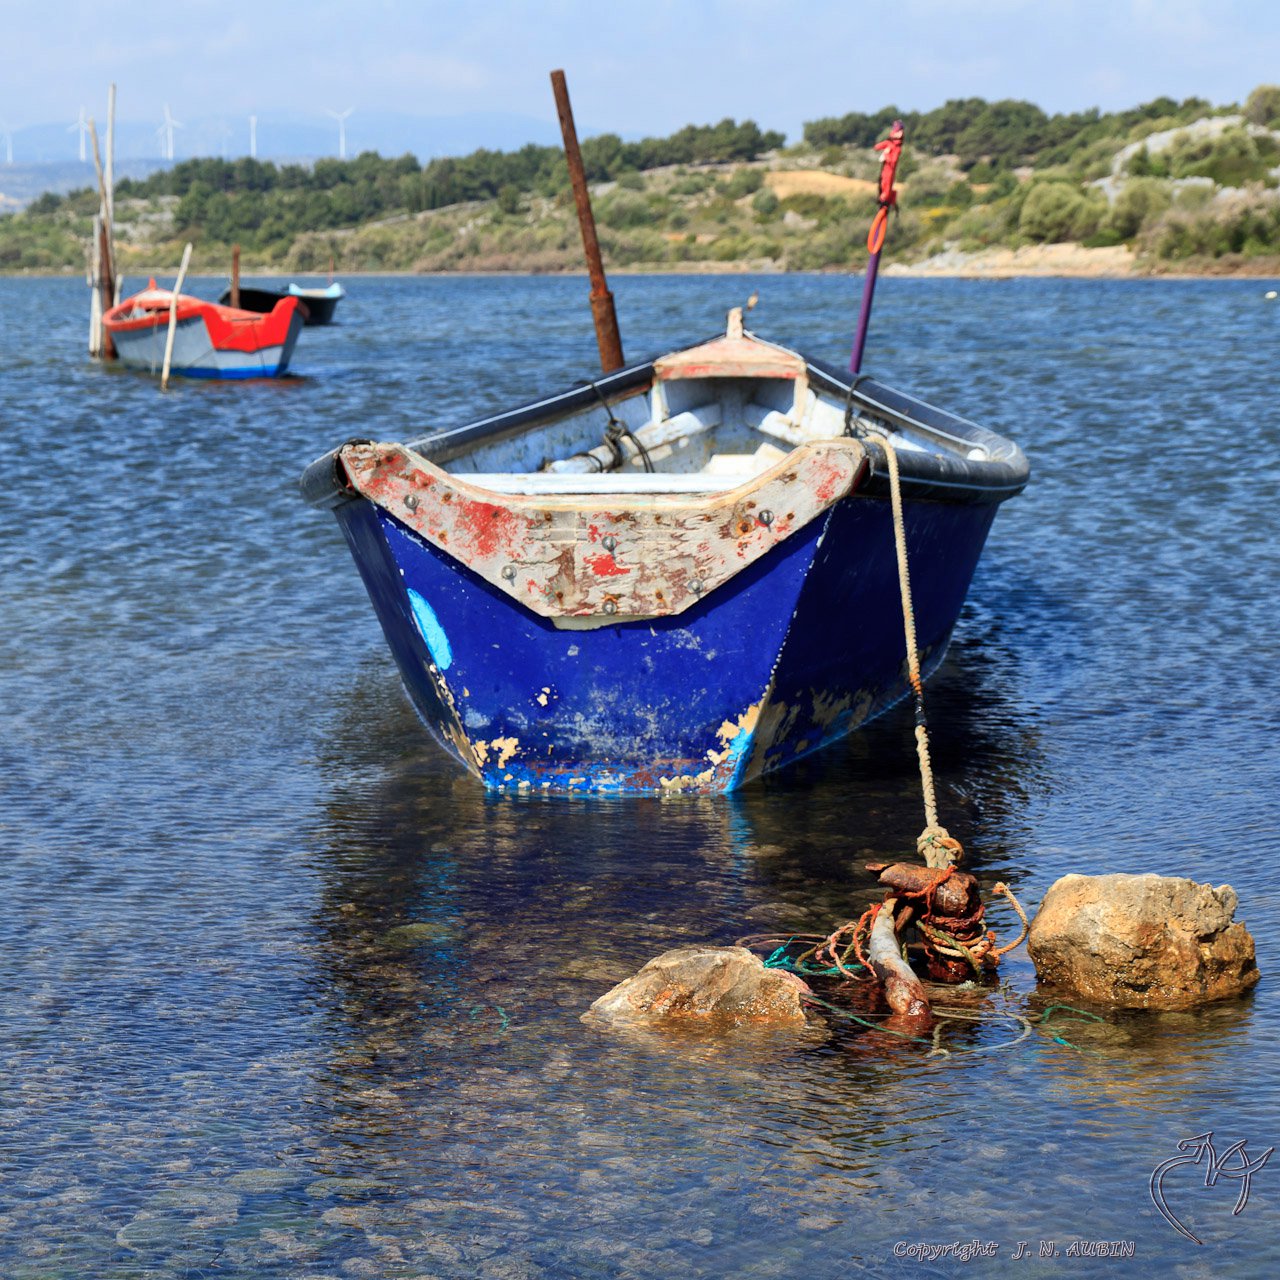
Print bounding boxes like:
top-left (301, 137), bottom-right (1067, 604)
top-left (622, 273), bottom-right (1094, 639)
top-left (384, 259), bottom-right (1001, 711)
top-left (1, 273), bottom-right (1277, 1278)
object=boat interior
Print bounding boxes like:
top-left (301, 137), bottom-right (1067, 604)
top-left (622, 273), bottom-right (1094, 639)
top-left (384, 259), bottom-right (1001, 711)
top-left (414, 318), bottom-right (990, 497)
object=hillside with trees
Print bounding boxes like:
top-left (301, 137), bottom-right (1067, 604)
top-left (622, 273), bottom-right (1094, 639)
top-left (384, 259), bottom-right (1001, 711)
top-left (4, 88), bottom-right (1280, 275)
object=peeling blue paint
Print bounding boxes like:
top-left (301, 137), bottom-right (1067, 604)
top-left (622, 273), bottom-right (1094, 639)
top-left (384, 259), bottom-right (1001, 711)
top-left (336, 497), bottom-right (996, 794)
top-left (724, 718), bottom-right (757, 786)
top-left (407, 589), bottom-right (452, 670)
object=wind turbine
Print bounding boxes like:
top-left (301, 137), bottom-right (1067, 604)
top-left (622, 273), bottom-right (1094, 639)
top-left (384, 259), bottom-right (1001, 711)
top-left (157, 104), bottom-right (183, 161)
top-left (249, 113), bottom-right (258, 159)
top-left (68, 106), bottom-right (88, 161)
top-left (326, 108), bottom-right (353, 160)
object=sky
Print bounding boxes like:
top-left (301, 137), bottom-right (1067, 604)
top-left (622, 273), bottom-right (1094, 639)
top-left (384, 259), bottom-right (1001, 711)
top-left (4, 0), bottom-right (1280, 149)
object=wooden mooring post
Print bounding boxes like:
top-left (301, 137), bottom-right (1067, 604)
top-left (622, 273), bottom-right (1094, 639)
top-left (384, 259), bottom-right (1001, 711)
top-left (550, 69), bottom-right (624, 374)
top-left (230, 243), bottom-right (241, 309)
top-left (87, 92), bottom-right (118, 358)
top-left (87, 213), bottom-right (103, 357)
top-left (106, 83), bottom-right (119, 306)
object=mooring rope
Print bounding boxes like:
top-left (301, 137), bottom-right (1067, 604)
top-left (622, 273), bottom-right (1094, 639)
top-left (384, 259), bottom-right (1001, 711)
top-left (863, 426), bottom-right (963, 870)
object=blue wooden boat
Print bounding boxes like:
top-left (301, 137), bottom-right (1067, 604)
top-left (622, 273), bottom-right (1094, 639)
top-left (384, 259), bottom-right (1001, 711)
top-left (301, 310), bottom-right (1028, 794)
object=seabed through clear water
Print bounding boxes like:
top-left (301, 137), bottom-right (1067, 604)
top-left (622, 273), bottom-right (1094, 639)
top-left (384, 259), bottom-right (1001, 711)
top-left (1, 273), bottom-right (1278, 1277)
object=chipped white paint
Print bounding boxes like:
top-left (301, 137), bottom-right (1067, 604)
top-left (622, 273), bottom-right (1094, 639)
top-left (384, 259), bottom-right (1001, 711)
top-left (340, 438), bottom-right (867, 625)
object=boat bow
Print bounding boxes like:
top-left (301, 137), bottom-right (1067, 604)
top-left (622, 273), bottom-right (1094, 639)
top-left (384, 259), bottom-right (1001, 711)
top-left (334, 437), bottom-right (867, 623)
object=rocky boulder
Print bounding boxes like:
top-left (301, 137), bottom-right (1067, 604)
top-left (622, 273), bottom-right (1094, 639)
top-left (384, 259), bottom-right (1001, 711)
top-left (587, 946), bottom-right (811, 1028)
top-left (1028, 873), bottom-right (1259, 1009)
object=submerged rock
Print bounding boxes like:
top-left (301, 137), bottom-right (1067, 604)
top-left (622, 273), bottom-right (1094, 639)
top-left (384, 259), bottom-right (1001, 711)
top-left (378, 921), bottom-right (451, 949)
top-left (1028, 873), bottom-right (1259, 1009)
top-left (586, 946), bottom-right (810, 1028)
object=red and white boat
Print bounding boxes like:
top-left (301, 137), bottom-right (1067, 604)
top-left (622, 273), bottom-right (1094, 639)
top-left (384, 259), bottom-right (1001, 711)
top-left (103, 281), bottom-right (304, 380)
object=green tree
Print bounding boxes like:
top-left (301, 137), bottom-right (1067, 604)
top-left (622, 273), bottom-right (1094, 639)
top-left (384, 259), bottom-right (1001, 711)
top-left (956, 99), bottom-right (1049, 169)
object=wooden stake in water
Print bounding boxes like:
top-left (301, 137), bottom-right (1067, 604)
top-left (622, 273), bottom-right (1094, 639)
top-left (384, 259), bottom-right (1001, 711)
top-left (88, 212), bottom-right (102, 357)
top-left (231, 243), bottom-right (241, 310)
top-left (88, 118), bottom-right (116, 359)
top-left (105, 84), bottom-right (116, 235)
top-left (161, 242), bottom-right (193, 391)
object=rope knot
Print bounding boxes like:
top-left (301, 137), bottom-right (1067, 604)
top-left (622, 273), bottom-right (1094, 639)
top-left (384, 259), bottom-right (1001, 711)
top-left (917, 824), bottom-right (964, 869)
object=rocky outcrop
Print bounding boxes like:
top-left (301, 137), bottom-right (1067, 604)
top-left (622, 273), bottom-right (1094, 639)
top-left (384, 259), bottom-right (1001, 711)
top-left (586, 946), bottom-right (810, 1028)
top-left (1028, 874), bottom-right (1259, 1009)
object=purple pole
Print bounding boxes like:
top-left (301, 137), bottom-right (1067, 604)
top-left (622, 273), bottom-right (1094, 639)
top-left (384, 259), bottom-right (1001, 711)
top-left (849, 250), bottom-right (882, 374)
top-left (848, 120), bottom-right (904, 375)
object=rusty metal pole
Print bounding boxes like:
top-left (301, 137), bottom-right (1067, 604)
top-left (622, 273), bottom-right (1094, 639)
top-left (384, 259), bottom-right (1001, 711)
top-left (231, 244), bottom-right (241, 309)
top-left (550, 69), bottom-right (623, 373)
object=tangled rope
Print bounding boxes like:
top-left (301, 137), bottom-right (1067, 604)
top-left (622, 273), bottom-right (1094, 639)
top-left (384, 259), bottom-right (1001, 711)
top-left (747, 407), bottom-right (1034, 1024)
top-left (739, 951), bottom-right (1105, 1057)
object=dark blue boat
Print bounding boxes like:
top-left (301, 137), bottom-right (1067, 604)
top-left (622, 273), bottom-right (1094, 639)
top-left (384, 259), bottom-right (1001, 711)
top-left (301, 312), bottom-right (1028, 794)
top-left (218, 281), bottom-right (345, 326)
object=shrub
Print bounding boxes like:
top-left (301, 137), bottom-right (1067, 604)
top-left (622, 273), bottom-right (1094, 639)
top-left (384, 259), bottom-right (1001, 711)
top-left (597, 192), bottom-right (655, 229)
top-left (1173, 182), bottom-right (1214, 211)
top-left (949, 205), bottom-right (1008, 249)
top-left (1140, 193), bottom-right (1280, 259)
top-left (1166, 127), bottom-right (1274, 186)
top-left (902, 166), bottom-right (953, 206)
top-left (1017, 182), bottom-right (1103, 242)
top-left (1125, 145), bottom-right (1168, 179)
top-left (670, 172), bottom-right (712, 196)
top-left (720, 167), bottom-right (764, 198)
top-left (1245, 84), bottom-right (1280, 127)
top-left (1106, 177), bottom-right (1172, 239)
top-left (752, 189), bottom-right (780, 218)
top-left (989, 171), bottom-right (1018, 198)
top-left (779, 193), bottom-right (836, 220)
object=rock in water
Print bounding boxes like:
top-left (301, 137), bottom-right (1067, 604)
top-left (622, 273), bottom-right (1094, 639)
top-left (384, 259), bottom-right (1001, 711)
top-left (587, 946), bottom-right (810, 1028)
top-left (1028, 873), bottom-right (1259, 1009)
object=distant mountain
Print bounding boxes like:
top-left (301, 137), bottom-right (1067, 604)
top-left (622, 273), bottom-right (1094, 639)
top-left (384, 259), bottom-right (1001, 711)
top-left (4, 108), bottom-right (573, 167)
top-left (0, 108), bottom-right (595, 209)
top-left (0, 160), bottom-right (171, 209)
